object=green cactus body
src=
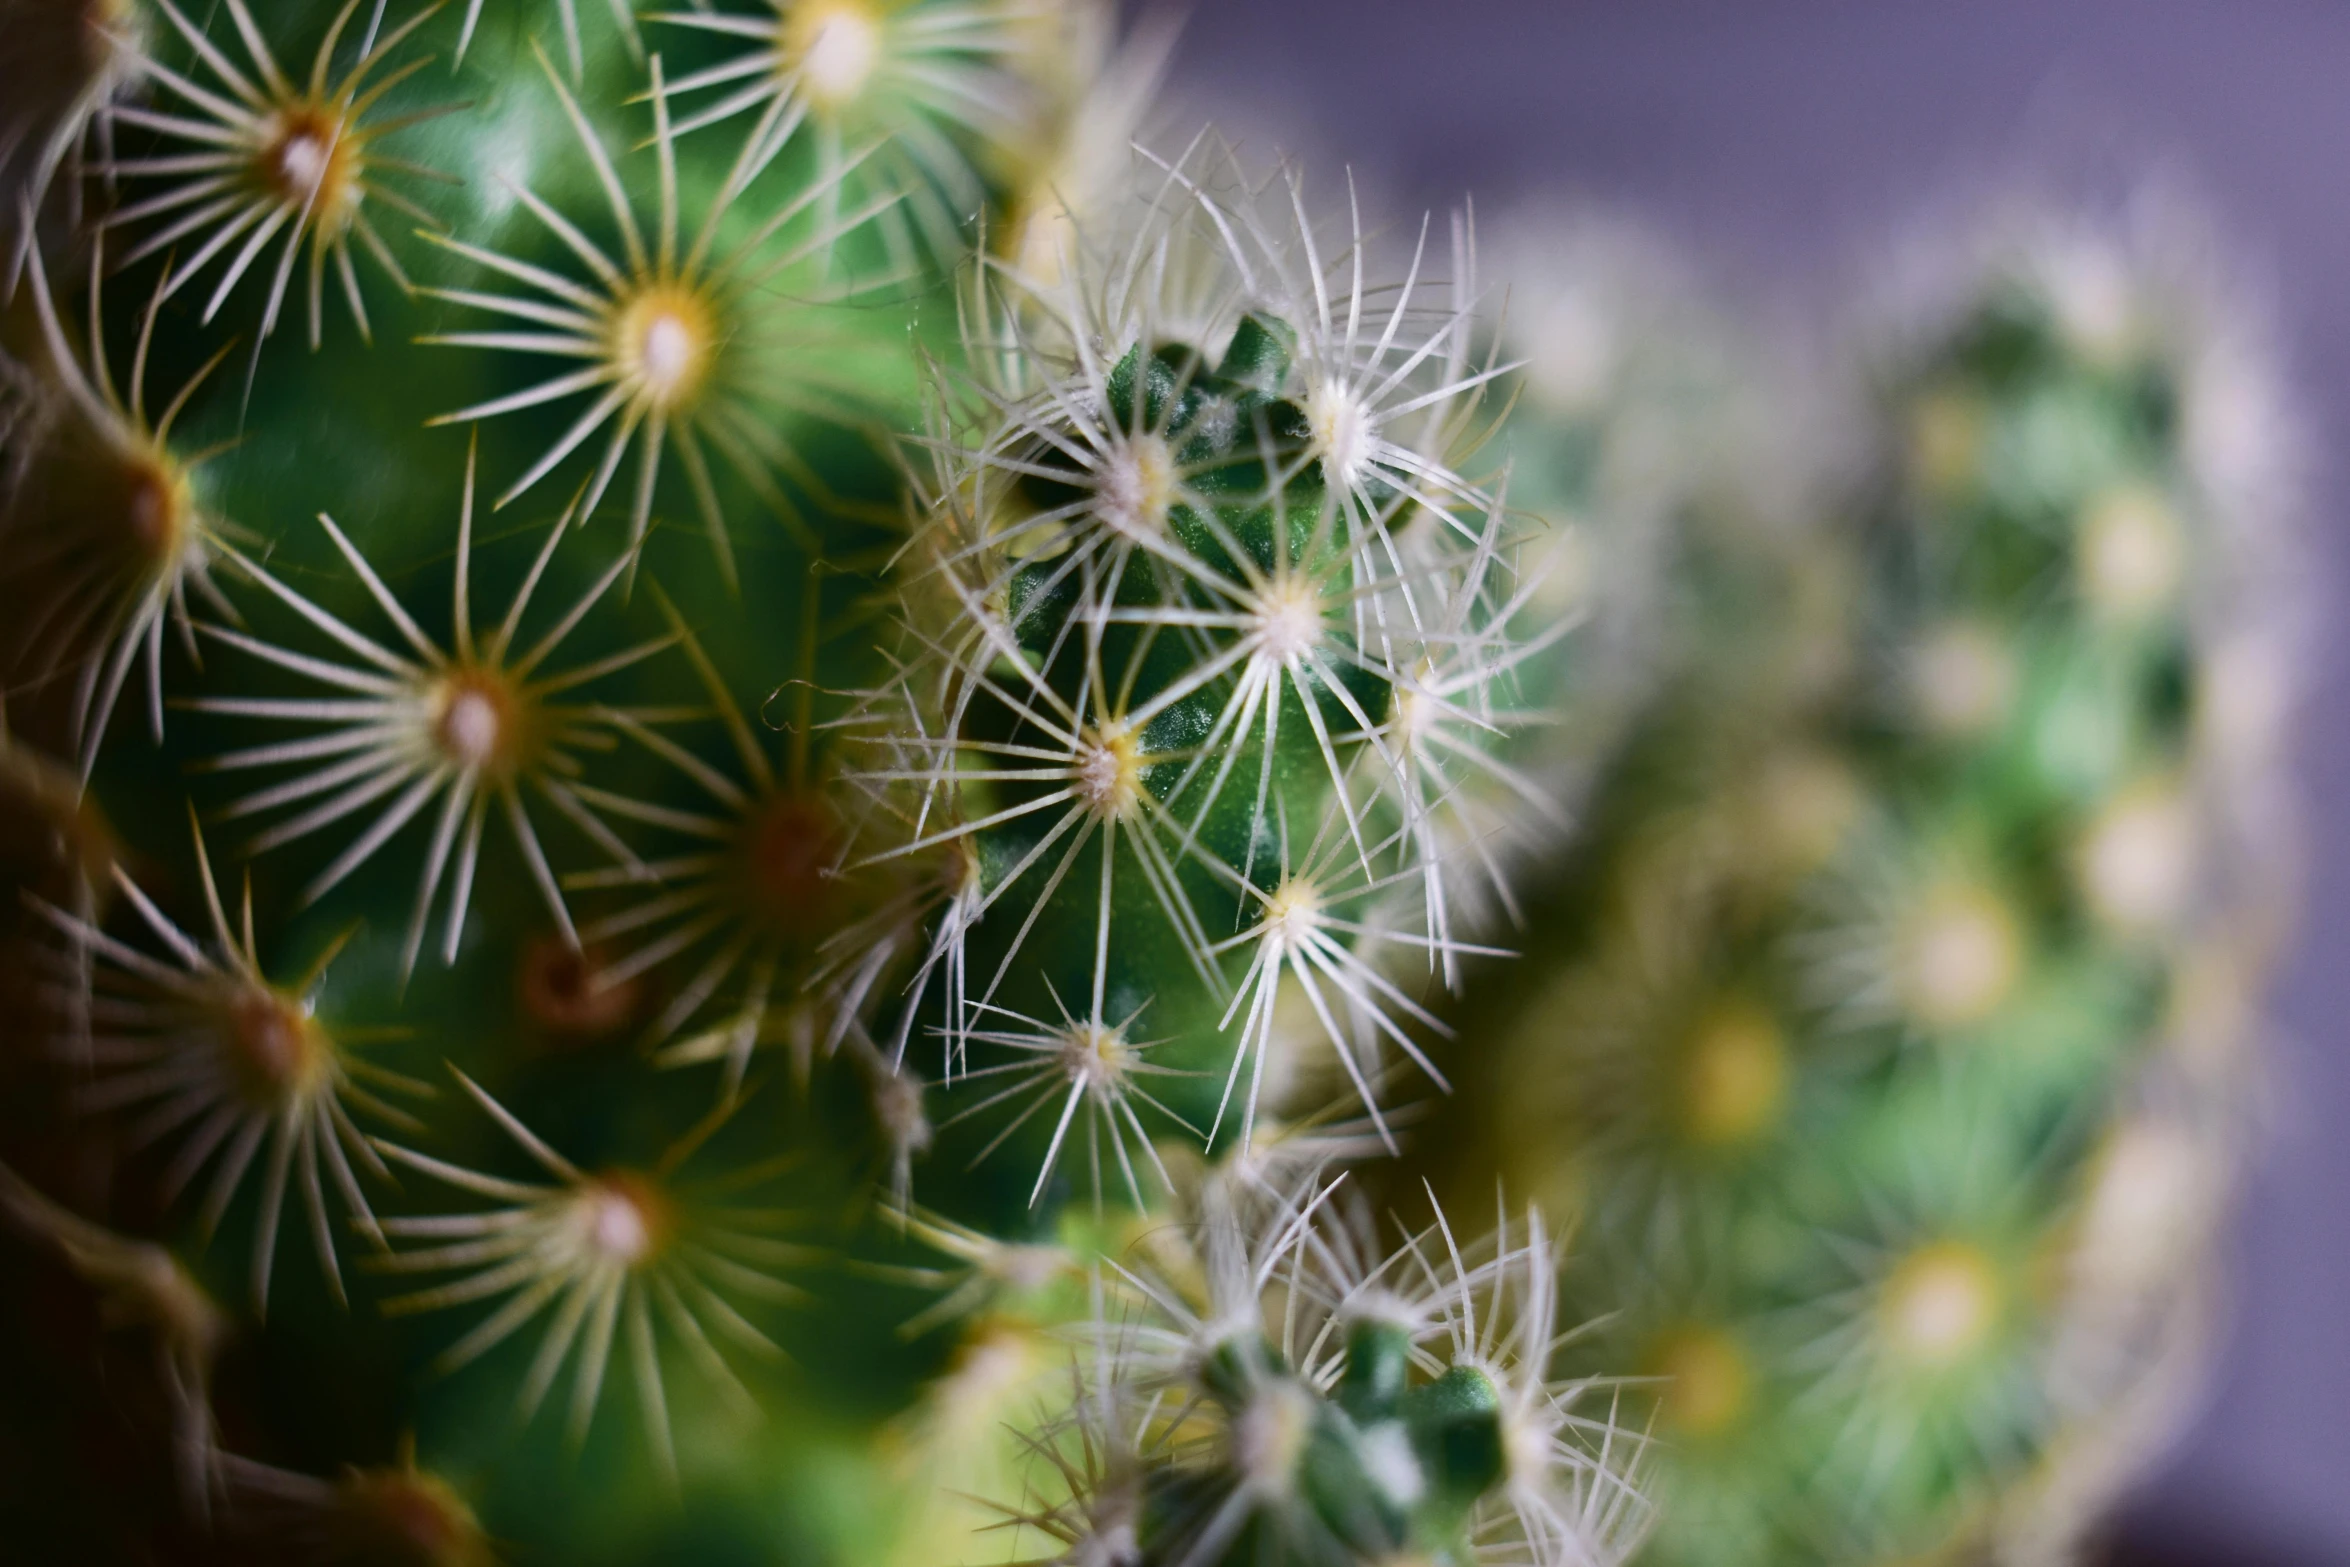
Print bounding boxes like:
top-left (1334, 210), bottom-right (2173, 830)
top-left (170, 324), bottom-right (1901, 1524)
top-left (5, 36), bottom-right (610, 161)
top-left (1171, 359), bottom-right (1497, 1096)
top-left (881, 316), bottom-right (1401, 1198)
top-left (810, 159), bottom-right (1657, 1567)
top-left (1407, 213), bottom-right (2295, 1567)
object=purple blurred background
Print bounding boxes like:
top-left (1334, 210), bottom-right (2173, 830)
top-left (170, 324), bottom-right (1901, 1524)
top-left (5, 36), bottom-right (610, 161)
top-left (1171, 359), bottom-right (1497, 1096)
top-left (1158, 3), bottom-right (2350, 1561)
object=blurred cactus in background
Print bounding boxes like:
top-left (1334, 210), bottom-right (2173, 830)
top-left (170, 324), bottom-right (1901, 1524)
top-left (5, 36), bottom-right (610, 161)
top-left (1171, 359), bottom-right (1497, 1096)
top-left (1403, 197), bottom-right (2302, 1567)
top-left (0, 1), bottom-right (2302, 1564)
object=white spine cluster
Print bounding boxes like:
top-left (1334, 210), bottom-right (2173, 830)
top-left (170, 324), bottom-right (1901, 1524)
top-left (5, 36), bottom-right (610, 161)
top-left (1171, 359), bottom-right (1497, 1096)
top-left (99, 0), bottom-right (455, 350)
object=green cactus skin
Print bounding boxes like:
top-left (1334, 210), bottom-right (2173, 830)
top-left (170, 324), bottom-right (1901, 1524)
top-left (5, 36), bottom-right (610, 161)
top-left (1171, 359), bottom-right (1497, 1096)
top-left (1405, 209), bottom-right (2297, 1567)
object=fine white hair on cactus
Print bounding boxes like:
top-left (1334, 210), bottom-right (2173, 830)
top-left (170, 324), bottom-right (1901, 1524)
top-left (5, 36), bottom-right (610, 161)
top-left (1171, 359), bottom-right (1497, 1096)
top-left (1286, 1184), bottom-right (1652, 1562)
top-left (1207, 815), bottom-right (1487, 1155)
top-left (9, 243), bottom-right (239, 778)
top-left (1354, 492), bottom-right (1577, 981)
top-left (847, 137), bottom-right (1545, 1165)
top-left (966, 124), bottom-right (1245, 375)
top-left (984, 137), bottom-right (1509, 582)
top-left (646, 0), bottom-right (1035, 270)
top-left (98, 0), bottom-right (457, 349)
top-left (809, 780), bottom-right (985, 1073)
top-left (372, 1071), bottom-right (813, 1482)
top-left (1417, 1204), bottom-right (1652, 1567)
top-left (989, 1281), bottom-right (1161, 1567)
top-left (991, 3), bottom-right (1177, 288)
top-left (926, 300), bottom-right (1247, 635)
top-left (422, 45), bottom-right (892, 585)
top-left (28, 813), bottom-right (427, 1311)
top-left (186, 437), bottom-right (672, 978)
top-left (1095, 1168), bottom-right (1346, 1395)
top-left (1140, 147), bottom-right (1511, 552)
top-left (1101, 497), bottom-right (1407, 877)
top-left (851, 580), bottom-right (1229, 1061)
top-left (1209, 1090), bottom-right (1432, 1202)
top-left (942, 987), bottom-right (1196, 1209)
top-left (904, 367), bottom-right (1439, 993)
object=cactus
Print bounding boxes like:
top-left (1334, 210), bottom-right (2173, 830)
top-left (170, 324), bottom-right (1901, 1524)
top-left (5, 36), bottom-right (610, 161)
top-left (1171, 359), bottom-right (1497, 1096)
top-left (0, 2), bottom-right (2301, 1561)
top-left (1407, 199), bottom-right (2300, 1566)
top-left (0, 3), bottom-right (1652, 1563)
